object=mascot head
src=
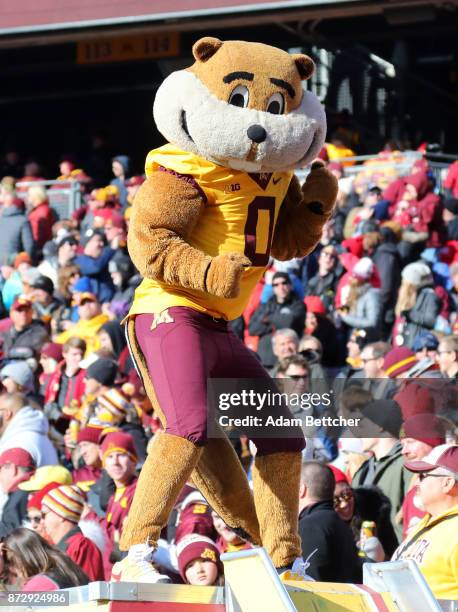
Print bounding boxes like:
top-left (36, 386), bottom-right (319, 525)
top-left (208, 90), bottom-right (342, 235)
top-left (153, 37), bottom-right (326, 173)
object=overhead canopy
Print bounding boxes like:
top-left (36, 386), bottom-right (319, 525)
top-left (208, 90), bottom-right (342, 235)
top-left (0, 0), bottom-right (416, 35)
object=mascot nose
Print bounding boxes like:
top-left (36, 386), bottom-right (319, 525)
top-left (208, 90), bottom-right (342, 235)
top-left (247, 124), bottom-right (267, 143)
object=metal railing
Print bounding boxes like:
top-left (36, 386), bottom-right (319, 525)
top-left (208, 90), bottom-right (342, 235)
top-left (16, 179), bottom-right (83, 220)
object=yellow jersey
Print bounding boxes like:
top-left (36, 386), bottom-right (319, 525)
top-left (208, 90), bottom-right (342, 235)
top-left (129, 145), bottom-right (293, 320)
top-left (393, 505), bottom-right (458, 600)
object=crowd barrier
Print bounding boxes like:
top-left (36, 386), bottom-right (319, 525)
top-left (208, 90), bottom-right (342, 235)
top-left (5, 546), bottom-right (455, 612)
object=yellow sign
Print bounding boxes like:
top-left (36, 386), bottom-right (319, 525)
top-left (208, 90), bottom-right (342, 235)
top-left (77, 32), bottom-right (179, 64)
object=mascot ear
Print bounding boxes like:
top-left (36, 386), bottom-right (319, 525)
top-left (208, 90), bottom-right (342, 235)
top-left (192, 37), bottom-right (223, 62)
top-left (292, 54), bottom-right (315, 80)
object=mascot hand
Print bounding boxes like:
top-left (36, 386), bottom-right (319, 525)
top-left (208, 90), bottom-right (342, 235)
top-left (301, 160), bottom-right (338, 216)
top-left (206, 253), bottom-right (252, 299)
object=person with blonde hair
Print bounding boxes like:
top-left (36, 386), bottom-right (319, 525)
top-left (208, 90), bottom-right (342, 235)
top-left (27, 185), bottom-right (55, 250)
top-left (394, 261), bottom-right (441, 348)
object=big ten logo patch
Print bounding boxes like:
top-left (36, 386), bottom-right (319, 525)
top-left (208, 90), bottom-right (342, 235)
top-left (224, 183), bottom-right (241, 194)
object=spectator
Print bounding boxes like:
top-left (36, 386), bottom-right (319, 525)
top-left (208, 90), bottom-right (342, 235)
top-left (3, 527), bottom-right (89, 590)
top-left (108, 255), bottom-right (140, 320)
top-left (38, 235), bottom-right (78, 287)
top-left (394, 262), bottom-right (441, 348)
top-left (412, 332), bottom-right (439, 364)
top-left (400, 413), bottom-right (447, 538)
top-left (100, 431), bottom-right (138, 578)
top-left (26, 186), bottom-right (55, 250)
top-left (110, 156), bottom-right (131, 209)
top-left (44, 338), bottom-right (86, 417)
top-left (0, 448), bottom-right (36, 531)
top-left (305, 246), bottom-right (341, 312)
top-left (75, 230), bottom-right (115, 304)
top-left (83, 358), bottom-right (118, 409)
top-left (373, 223), bottom-right (402, 336)
top-left (0, 362), bottom-right (35, 401)
top-left (29, 275), bottom-right (60, 324)
top-left (1, 252), bottom-right (33, 311)
top-left (39, 342), bottom-right (63, 397)
top-left (338, 258), bottom-right (382, 338)
top-left (0, 393), bottom-right (58, 466)
top-left (176, 534), bottom-right (223, 586)
top-left (437, 335), bottom-right (458, 379)
top-left (359, 342), bottom-right (395, 399)
top-left (0, 297), bottom-right (49, 358)
top-left (302, 297), bottom-right (339, 367)
top-left (298, 461), bottom-right (362, 582)
top-left (55, 293), bottom-right (109, 357)
top-left (249, 272), bottom-right (305, 370)
top-left (393, 444), bottom-right (458, 601)
top-left (0, 186), bottom-right (34, 264)
top-left (41, 485), bottom-right (104, 581)
top-left (383, 346), bottom-right (417, 379)
top-left (73, 426), bottom-right (102, 493)
top-left (268, 329), bottom-right (300, 376)
top-left (51, 264), bottom-right (81, 334)
top-left (352, 399), bottom-right (409, 540)
top-left (212, 511), bottom-right (251, 555)
top-left (125, 175), bottom-right (145, 207)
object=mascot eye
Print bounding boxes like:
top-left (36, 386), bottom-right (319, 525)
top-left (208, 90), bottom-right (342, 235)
top-left (266, 93), bottom-right (284, 114)
top-left (229, 85), bottom-right (249, 108)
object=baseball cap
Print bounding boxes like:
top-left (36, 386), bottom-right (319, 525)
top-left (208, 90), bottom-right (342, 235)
top-left (412, 332), bottom-right (439, 353)
top-left (0, 448), bottom-right (36, 469)
top-left (10, 296), bottom-right (32, 312)
top-left (78, 292), bottom-right (98, 305)
top-left (18, 465), bottom-right (72, 491)
top-left (0, 361), bottom-right (34, 392)
top-left (13, 252), bottom-right (32, 269)
top-left (404, 443), bottom-right (458, 478)
top-left (80, 228), bottom-right (105, 248)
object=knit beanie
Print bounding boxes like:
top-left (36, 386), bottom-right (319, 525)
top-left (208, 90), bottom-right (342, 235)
top-left (96, 388), bottom-right (132, 424)
top-left (400, 413), bottom-right (446, 448)
top-left (383, 347), bottom-right (417, 378)
top-left (393, 383), bottom-right (435, 420)
top-left (42, 485), bottom-right (86, 524)
top-left (176, 534), bottom-right (222, 582)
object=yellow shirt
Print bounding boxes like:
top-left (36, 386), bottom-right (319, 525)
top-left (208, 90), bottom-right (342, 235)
top-left (56, 313), bottom-right (109, 356)
top-left (129, 145), bottom-right (293, 321)
top-left (393, 505), bottom-right (458, 600)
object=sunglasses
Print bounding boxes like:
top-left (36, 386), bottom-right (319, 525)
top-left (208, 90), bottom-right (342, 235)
top-left (273, 281), bottom-right (289, 287)
top-left (288, 374), bottom-right (309, 380)
top-left (418, 472), bottom-right (448, 482)
top-left (333, 491), bottom-right (353, 506)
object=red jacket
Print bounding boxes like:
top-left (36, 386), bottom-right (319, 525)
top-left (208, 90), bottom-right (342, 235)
top-left (28, 202), bottom-right (55, 248)
top-left (45, 363), bottom-right (86, 409)
top-left (58, 526), bottom-right (104, 581)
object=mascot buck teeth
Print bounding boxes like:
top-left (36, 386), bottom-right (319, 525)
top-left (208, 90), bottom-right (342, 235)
top-left (114, 37), bottom-right (338, 581)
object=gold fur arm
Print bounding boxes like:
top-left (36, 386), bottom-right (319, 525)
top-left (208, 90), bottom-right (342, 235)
top-left (271, 162), bottom-right (338, 261)
top-left (128, 170), bottom-right (251, 298)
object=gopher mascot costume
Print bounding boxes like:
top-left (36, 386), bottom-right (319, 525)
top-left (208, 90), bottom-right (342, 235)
top-left (116, 37), bottom-right (337, 578)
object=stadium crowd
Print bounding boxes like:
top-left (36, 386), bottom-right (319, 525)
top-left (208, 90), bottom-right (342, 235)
top-left (0, 144), bottom-right (457, 600)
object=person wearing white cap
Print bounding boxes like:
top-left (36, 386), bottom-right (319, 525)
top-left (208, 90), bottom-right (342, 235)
top-left (338, 258), bottom-right (382, 338)
top-left (393, 444), bottom-right (458, 600)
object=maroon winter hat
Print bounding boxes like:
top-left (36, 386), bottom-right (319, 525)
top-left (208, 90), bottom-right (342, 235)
top-left (41, 342), bottom-right (63, 363)
top-left (383, 347), bottom-right (417, 378)
top-left (77, 425), bottom-right (103, 445)
top-left (176, 534), bottom-right (222, 582)
top-left (393, 383), bottom-right (435, 420)
top-left (400, 413), bottom-right (446, 448)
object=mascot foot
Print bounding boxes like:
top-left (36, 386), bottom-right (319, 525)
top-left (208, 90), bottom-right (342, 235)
top-left (111, 543), bottom-right (171, 584)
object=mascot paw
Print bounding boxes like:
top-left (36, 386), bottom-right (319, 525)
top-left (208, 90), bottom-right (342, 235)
top-left (301, 162), bottom-right (338, 216)
top-left (206, 253), bottom-right (252, 299)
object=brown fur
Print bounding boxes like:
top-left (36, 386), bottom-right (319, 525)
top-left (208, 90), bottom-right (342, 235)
top-left (271, 162), bottom-right (338, 260)
top-left (124, 319), bottom-right (261, 546)
top-left (120, 432), bottom-right (203, 550)
top-left (252, 452), bottom-right (302, 568)
top-left (189, 38), bottom-right (313, 114)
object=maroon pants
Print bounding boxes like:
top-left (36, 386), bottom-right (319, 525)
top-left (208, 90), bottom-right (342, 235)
top-left (132, 307), bottom-right (304, 456)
